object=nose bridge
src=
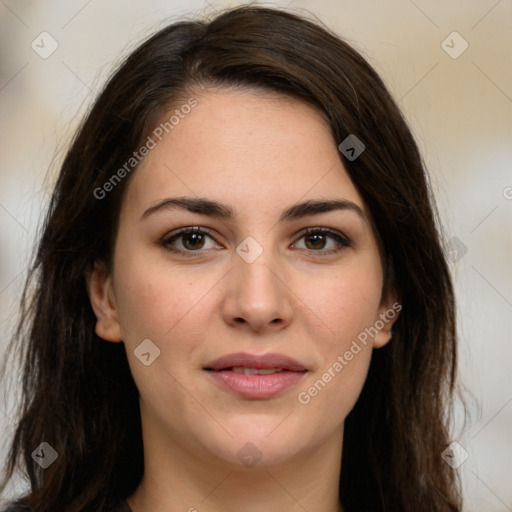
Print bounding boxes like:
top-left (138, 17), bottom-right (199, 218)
top-left (222, 235), bottom-right (293, 330)
top-left (238, 253), bottom-right (280, 298)
top-left (235, 242), bottom-right (283, 305)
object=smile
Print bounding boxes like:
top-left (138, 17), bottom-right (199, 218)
top-left (204, 352), bottom-right (308, 399)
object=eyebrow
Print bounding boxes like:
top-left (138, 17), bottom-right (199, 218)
top-left (140, 196), bottom-right (365, 222)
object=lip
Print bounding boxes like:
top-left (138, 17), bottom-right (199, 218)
top-left (204, 352), bottom-right (307, 372)
top-left (204, 352), bottom-right (308, 400)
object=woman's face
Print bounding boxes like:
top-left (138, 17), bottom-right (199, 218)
top-left (89, 88), bottom-right (396, 469)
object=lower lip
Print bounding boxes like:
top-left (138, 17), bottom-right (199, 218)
top-left (206, 370), bottom-right (307, 399)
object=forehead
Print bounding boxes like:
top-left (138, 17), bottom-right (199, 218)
top-left (121, 88), bottom-right (366, 218)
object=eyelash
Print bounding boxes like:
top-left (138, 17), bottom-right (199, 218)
top-left (160, 226), bottom-right (351, 257)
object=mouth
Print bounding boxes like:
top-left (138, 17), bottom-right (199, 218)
top-left (214, 366), bottom-right (294, 375)
top-left (204, 352), bottom-right (308, 399)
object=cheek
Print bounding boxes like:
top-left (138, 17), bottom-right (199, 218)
top-left (294, 260), bottom-right (382, 412)
top-left (305, 260), bottom-right (383, 346)
top-left (112, 257), bottom-right (210, 410)
top-left (112, 237), bottom-right (213, 343)
top-left (296, 290), bottom-right (376, 427)
top-left (111, 249), bottom-right (225, 401)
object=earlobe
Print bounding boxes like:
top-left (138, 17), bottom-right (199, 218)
top-left (373, 293), bottom-right (401, 349)
top-left (85, 261), bottom-right (123, 342)
top-left (373, 328), bottom-right (393, 349)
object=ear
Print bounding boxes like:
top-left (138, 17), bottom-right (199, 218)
top-left (373, 289), bottom-right (401, 349)
top-left (85, 261), bottom-right (123, 342)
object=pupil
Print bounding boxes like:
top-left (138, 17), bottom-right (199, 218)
top-left (307, 234), bottom-right (325, 249)
top-left (184, 233), bottom-right (204, 250)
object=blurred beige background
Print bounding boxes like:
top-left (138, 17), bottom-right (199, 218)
top-left (0, 1), bottom-right (511, 510)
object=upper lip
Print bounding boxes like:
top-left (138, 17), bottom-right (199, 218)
top-left (204, 352), bottom-right (307, 372)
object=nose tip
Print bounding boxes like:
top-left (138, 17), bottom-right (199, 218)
top-left (222, 254), bottom-right (294, 333)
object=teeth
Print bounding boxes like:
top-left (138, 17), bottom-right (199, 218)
top-left (231, 367), bottom-right (284, 375)
top-left (258, 368), bottom-right (284, 375)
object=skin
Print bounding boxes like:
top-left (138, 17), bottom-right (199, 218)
top-left (87, 87), bottom-right (398, 512)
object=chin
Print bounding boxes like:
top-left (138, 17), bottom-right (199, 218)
top-left (197, 419), bottom-right (310, 469)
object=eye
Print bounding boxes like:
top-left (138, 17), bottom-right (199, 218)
top-left (292, 228), bottom-right (351, 255)
top-left (160, 226), bottom-right (220, 254)
top-left (160, 226), bottom-right (351, 257)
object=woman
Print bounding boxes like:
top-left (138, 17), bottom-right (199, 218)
top-left (0, 5), bottom-right (462, 511)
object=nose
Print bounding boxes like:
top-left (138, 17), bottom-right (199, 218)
top-left (221, 250), bottom-right (294, 333)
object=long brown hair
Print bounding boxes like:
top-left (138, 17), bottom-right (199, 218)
top-left (1, 5), bottom-right (462, 511)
